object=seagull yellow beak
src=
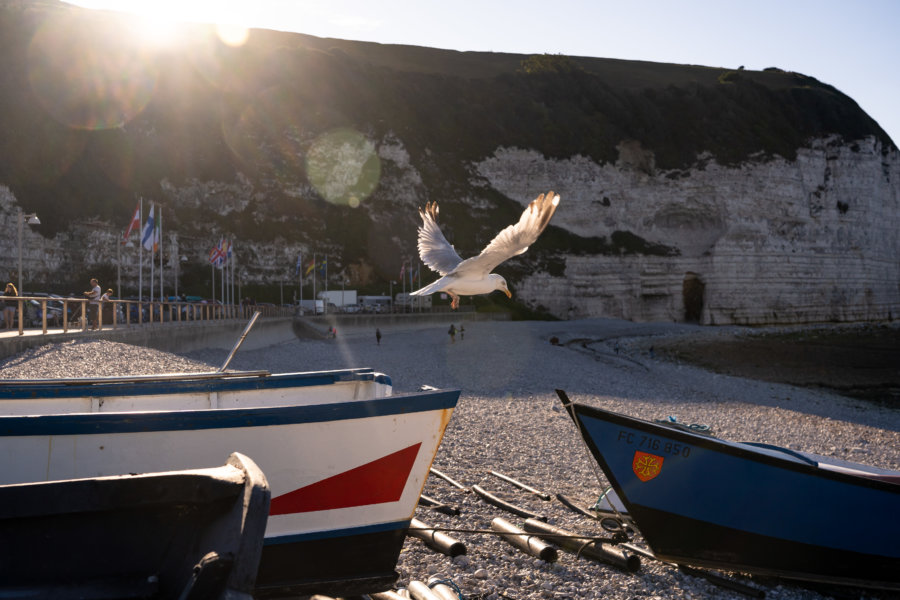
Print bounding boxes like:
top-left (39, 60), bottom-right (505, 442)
top-left (503, 288), bottom-right (512, 298)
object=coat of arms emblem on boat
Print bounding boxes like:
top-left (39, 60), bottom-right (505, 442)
top-left (632, 450), bottom-right (664, 482)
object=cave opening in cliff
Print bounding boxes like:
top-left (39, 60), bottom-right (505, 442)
top-left (683, 272), bottom-right (704, 323)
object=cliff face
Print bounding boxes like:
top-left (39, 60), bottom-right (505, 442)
top-left (0, 1), bottom-right (898, 324)
top-left (476, 137), bottom-right (900, 324)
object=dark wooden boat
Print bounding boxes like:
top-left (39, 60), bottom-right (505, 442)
top-left (0, 452), bottom-right (270, 599)
top-left (564, 400), bottom-right (900, 591)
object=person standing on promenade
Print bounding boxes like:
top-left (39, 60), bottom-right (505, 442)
top-left (376, 328), bottom-right (382, 345)
top-left (100, 288), bottom-right (113, 326)
top-left (2, 283), bottom-right (18, 330)
top-left (448, 323), bottom-right (456, 343)
top-left (83, 278), bottom-right (101, 330)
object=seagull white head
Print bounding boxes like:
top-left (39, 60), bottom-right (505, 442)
top-left (491, 274), bottom-right (512, 298)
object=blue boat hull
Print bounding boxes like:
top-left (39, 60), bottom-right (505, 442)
top-left (570, 403), bottom-right (900, 590)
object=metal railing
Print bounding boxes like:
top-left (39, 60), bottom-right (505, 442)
top-left (3, 296), bottom-right (294, 336)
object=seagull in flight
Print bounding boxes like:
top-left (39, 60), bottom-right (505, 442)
top-left (410, 191), bottom-right (560, 309)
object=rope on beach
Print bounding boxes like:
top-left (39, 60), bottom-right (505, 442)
top-left (654, 415), bottom-right (714, 435)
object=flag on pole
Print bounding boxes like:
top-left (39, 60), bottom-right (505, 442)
top-left (399, 261), bottom-right (407, 280)
top-left (209, 238), bottom-right (226, 266)
top-left (295, 254), bottom-right (302, 275)
top-left (123, 204), bottom-right (140, 241)
top-left (305, 258), bottom-right (316, 276)
top-left (318, 256), bottom-right (327, 275)
top-left (141, 203), bottom-right (156, 251)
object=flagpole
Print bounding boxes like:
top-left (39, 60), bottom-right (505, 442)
top-left (138, 198), bottom-right (143, 303)
top-left (230, 242), bottom-right (235, 309)
top-left (223, 239), bottom-right (228, 309)
top-left (158, 207), bottom-right (163, 301)
top-left (116, 235), bottom-right (121, 300)
top-left (312, 252), bottom-right (317, 312)
top-left (150, 243), bottom-right (155, 302)
top-left (324, 254), bottom-right (328, 315)
top-left (149, 209), bottom-right (155, 303)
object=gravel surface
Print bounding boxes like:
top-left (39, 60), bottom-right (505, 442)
top-left (1, 318), bottom-right (898, 600)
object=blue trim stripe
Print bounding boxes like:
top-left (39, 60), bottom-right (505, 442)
top-left (0, 390), bottom-right (460, 437)
top-left (0, 369), bottom-right (385, 400)
top-left (264, 519), bottom-right (411, 545)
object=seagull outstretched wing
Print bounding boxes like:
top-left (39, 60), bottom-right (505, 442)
top-left (417, 202), bottom-right (464, 276)
top-left (453, 191), bottom-right (560, 277)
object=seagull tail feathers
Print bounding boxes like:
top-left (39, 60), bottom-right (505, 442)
top-left (410, 278), bottom-right (444, 297)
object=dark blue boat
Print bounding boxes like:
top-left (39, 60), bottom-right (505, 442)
top-left (566, 401), bottom-right (900, 591)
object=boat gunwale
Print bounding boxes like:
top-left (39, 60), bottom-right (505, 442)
top-left (571, 403), bottom-right (900, 497)
top-left (0, 388), bottom-right (461, 436)
top-left (0, 367), bottom-right (378, 387)
top-left (0, 368), bottom-right (393, 400)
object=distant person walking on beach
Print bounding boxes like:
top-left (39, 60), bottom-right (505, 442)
top-left (2, 282), bottom-right (18, 330)
top-left (459, 325), bottom-right (465, 341)
top-left (448, 323), bottom-right (456, 344)
top-left (83, 278), bottom-right (101, 330)
top-left (376, 328), bottom-right (382, 345)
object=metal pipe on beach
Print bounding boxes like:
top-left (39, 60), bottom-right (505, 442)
top-left (472, 485), bottom-right (546, 521)
top-left (555, 492), bottom-right (601, 520)
top-left (429, 467), bottom-right (470, 492)
top-left (418, 493), bottom-right (460, 516)
top-left (491, 517), bottom-right (559, 562)
top-left (408, 518), bottom-right (467, 557)
top-left (407, 580), bottom-right (442, 600)
top-left (369, 592), bottom-right (408, 600)
top-left (523, 518), bottom-right (640, 572)
top-left (426, 578), bottom-right (464, 600)
top-left (489, 470), bottom-right (551, 501)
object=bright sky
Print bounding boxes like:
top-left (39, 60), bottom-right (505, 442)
top-left (66, 0), bottom-right (900, 147)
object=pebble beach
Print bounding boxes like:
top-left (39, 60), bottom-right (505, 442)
top-left (1, 317), bottom-right (898, 600)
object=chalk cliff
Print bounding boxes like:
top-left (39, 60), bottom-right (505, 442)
top-left (474, 137), bottom-right (900, 324)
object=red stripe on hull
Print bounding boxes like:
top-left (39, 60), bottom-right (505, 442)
top-left (269, 443), bottom-right (422, 515)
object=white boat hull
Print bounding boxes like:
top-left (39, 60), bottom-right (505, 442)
top-left (0, 368), bottom-right (460, 596)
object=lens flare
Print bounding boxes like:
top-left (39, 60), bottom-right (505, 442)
top-left (216, 23), bottom-right (249, 47)
top-left (27, 13), bottom-right (158, 130)
top-left (306, 128), bottom-right (381, 208)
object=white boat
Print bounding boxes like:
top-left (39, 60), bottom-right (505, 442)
top-left (0, 367), bottom-right (460, 598)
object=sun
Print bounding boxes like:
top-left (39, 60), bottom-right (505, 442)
top-left (63, 0), bottom-right (251, 47)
